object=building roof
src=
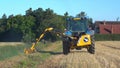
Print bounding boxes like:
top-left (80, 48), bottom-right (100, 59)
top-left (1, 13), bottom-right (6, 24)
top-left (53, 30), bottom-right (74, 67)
top-left (95, 21), bottom-right (120, 24)
top-left (95, 21), bottom-right (120, 27)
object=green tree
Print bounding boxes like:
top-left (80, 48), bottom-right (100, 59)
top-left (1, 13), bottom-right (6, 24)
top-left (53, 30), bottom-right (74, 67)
top-left (32, 8), bottom-right (44, 38)
top-left (0, 14), bottom-right (7, 32)
top-left (76, 11), bottom-right (86, 17)
top-left (0, 8), bottom-right (94, 42)
top-left (26, 8), bottom-right (33, 16)
top-left (19, 16), bottom-right (35, 42)
top-left (76, 12), bottom-right (93, 27)
top-left (64, 12), bottom-right (68, 17)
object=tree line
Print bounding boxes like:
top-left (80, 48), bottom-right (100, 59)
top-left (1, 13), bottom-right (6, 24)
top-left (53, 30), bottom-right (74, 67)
top-left (0, 7), bottom-right (93, 42)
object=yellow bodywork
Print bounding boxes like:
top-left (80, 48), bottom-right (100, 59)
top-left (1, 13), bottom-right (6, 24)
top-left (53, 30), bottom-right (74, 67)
top-left (73, 18), bottom-right (81, 20)
top-left (24, 27), bottom-right (53, 54)
top-left (77, 34), bottom-right (91, 46)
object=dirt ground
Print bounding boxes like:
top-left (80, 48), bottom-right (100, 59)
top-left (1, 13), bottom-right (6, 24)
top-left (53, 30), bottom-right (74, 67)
top-left (38, 41), bottom-right (120, 68)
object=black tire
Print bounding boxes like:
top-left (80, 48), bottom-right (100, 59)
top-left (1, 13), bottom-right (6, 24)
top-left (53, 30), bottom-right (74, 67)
top-left (87, 36), bottom-right (95, 54)
top-left (76, 47), bottom-right (81, 50)
top-left (62, 41), bottom-right (69, 55)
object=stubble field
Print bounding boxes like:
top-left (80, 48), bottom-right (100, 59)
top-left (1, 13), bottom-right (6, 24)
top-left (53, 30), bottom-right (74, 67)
top-left (38, 41), bottom-right (120, 68)
top-left (0, 41), bottom-right (120, 68)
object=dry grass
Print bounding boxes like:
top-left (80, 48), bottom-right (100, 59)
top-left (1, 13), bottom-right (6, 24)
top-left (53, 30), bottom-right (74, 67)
top-left (0, 41), bottom-right (120, 68)
top-left (38, 41), bottom-right (120, 68)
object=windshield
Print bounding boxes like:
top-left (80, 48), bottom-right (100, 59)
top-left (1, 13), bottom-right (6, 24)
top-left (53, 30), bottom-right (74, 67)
top-left (67, 20), bottom-right (87, 32)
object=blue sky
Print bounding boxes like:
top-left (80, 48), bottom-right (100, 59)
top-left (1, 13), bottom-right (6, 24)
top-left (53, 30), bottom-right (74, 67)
top-left (0, 0), bottom-right (120, 22)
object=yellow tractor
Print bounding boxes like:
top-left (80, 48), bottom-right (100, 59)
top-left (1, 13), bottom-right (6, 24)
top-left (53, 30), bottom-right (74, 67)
top-left (24, 17), bottom-right (95, 55)
top-left (62, 17), bottom-right (95, 55)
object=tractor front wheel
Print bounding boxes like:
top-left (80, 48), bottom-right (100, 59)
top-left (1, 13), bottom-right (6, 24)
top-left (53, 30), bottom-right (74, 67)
top-left (63, 41), bottom-right (70, 55)
top-left (87, 36), bottom-right (95, 54)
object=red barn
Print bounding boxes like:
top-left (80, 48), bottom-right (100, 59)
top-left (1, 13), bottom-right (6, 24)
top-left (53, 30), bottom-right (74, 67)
top-left (95, 21), bottom-right (120, 34)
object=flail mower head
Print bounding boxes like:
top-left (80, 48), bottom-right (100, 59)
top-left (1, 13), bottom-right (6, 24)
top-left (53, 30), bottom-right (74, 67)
top-left (24, 43), bottom-right (36, 54)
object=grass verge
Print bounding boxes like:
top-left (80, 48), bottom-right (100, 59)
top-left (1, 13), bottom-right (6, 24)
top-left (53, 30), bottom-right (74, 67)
top-left (15, 41), bottom-right (62, 68)
top-left (0, 45), bottom-right (25, 61)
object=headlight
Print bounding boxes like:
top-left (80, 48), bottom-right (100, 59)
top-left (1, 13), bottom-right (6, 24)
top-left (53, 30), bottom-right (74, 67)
top-left (84, 37), bottom-right (89, 42)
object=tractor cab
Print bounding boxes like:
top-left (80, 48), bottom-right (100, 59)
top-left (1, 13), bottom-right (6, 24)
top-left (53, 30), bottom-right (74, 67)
top-left (65, 17), bottom-right (88, 37)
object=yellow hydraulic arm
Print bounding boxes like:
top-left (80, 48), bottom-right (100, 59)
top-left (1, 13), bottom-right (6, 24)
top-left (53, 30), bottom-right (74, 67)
top-left (24, 27), bottom-right (53, 54)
